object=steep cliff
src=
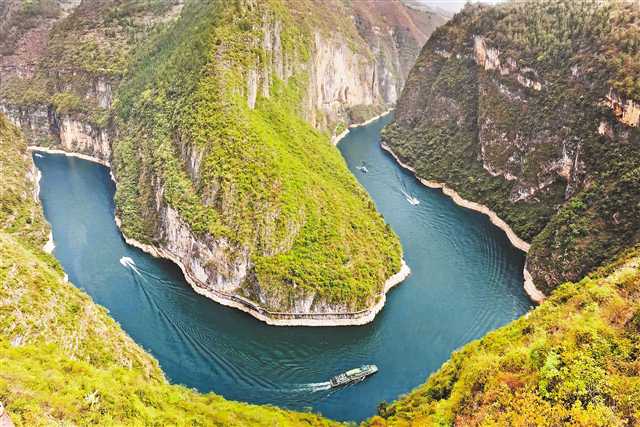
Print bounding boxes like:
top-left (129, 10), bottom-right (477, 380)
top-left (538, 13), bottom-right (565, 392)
top-left (383, 0), bottom-right (640, 295)
top-left (0, 0), bottom-right (443, 143)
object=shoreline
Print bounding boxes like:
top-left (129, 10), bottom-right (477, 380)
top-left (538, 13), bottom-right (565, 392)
top-left (29, 146), bottom-right (413, 326)
top-left (28, 146), bottom-right (110, 167)
top-left (380, 142), bottom-right (546, 304)
top-left (332, 108), bottom-right (394, 146)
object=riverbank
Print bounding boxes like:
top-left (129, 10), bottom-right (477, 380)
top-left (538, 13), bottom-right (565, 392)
top-left (379, 142), bottom-right (546, 304)
top-left (29, 146), bottom-right (412, 326)
top-left (332, 109), bottom-right (394, 146)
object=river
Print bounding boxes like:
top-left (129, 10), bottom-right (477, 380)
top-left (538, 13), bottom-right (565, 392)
top-left (33, 114), bottom-right (531, 422)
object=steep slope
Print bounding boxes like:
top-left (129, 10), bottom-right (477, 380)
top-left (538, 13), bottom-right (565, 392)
top-left (369, 247), bottom-right (640, 426)
top-left (112, 0), bottom-right (406, 322)
top-left (383, 0), bottom-right (640, 295)
top-left (0, 0), bottom-right (444, 322)
top-left (0, 0), bottom-right (442, 144)
top-left (0, 113), bottom-right (339, 426)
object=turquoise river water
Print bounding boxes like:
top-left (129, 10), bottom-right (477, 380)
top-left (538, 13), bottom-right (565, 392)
top-left (33, 114), bottom-right (531, 422)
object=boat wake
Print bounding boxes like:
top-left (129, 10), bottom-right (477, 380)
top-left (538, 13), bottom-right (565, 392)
top-left (401, 189), bottom-right (420, 205)
top-left (120, 256), bottom-right (141, 275)
top-left (291, 382), bottom-right (332, 392)
top-left (395, 169), bottom-right (420, 205)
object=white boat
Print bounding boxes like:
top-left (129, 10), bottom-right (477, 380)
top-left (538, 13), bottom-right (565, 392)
top-left (329, 365), bottom-right (378, 388)
top-left (401, 189), bottom-right (420, 205)
top-left (356, 161), bottom-right (368, 173)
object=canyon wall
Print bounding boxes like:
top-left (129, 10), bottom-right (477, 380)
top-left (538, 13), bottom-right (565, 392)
top-left (0, 0), bottom-right (445, 148)
top-left (384, 1), bottom-right (640, 294)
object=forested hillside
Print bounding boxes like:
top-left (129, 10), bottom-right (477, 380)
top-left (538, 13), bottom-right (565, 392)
top-left (384, 0), bottom-right (640, 294)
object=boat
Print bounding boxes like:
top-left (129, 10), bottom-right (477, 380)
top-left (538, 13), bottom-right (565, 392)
top-left (401, 189), bottom-right (420, 205)
top-left (406, 194), bottom-right (420, 205)
top-left (329, 364), bottom-right (378, 388)
top-left (356, 161), bottom-right (368, 173)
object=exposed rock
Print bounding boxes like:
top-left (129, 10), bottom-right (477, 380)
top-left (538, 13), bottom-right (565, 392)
top-left (55, 116), bottom-right (110, 162)
top-left (605, 88), bottom-right (640, 127)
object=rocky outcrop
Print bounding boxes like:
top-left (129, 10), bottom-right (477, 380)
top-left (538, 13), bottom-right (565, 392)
top-left (0, 104), bottom-right (51, 144)
top-left (474, 36), bottom-right (542, 91)
top-left (54, 115), bottom-right (110, 162)
top-left (305, 31), bottom-right (383, 128)
top-left (0, 104), bottom-right (110, 162)
top-left (605, 88), bottom-right (640, 127)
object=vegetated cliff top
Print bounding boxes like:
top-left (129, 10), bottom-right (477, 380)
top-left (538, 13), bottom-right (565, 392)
top-left (0, 113), bottom-right (340, 426)
top-left (384, 0), bottom-right (640, 295)
top-left (112, 0), bottom-right (408, 313)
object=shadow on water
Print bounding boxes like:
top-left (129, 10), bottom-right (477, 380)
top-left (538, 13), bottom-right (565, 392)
top-left (33, 114), bottom-right (531, 422)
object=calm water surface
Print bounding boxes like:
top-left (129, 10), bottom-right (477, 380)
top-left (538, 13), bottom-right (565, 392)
top-left (34, 114), bottom-right (531, 422)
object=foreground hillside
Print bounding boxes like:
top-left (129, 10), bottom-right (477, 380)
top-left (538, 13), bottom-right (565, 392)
top-left (384, 0), bottom-right (640, 295)
top-left (0, 113), bottom-right (339, 426)
top-left (370, 247), bottom-right (640, 426)
top-left (0, 0), bottom-right (449, 320)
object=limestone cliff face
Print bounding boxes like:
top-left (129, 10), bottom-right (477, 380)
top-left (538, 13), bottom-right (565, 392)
top-left (0, 0), bottom-right (181, 156)
top-left (241, 0), bottom-right (446, 131)
top-left (1, 0), bottom-right (442, 143)
top-left (385, 2), bottom-right (640, 295)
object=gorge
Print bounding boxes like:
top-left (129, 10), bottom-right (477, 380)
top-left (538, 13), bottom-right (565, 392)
top-left (2, 0), bottom-right (640, 425)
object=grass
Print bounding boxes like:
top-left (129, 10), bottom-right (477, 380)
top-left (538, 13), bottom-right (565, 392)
top-left (369, 247), bottom-right (640, 426)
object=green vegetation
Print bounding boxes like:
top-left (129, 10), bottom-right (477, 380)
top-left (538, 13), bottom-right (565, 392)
top-left (2, 1), bottom-right (640, 425)
top-left (0, 113), bottom-right (340, 426)
top-left (0, 114), bottom-right (49, 250)
top-left (113, 0), bottom-right (401, 311)
top-left (369, 247), bottom-right (640, 426)
top-left (0, 0), bottom-right (179, 125)
top-left (385, 0), bottom-right (640, 293)
top-left (0, 0), bottom-right (61, 56)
